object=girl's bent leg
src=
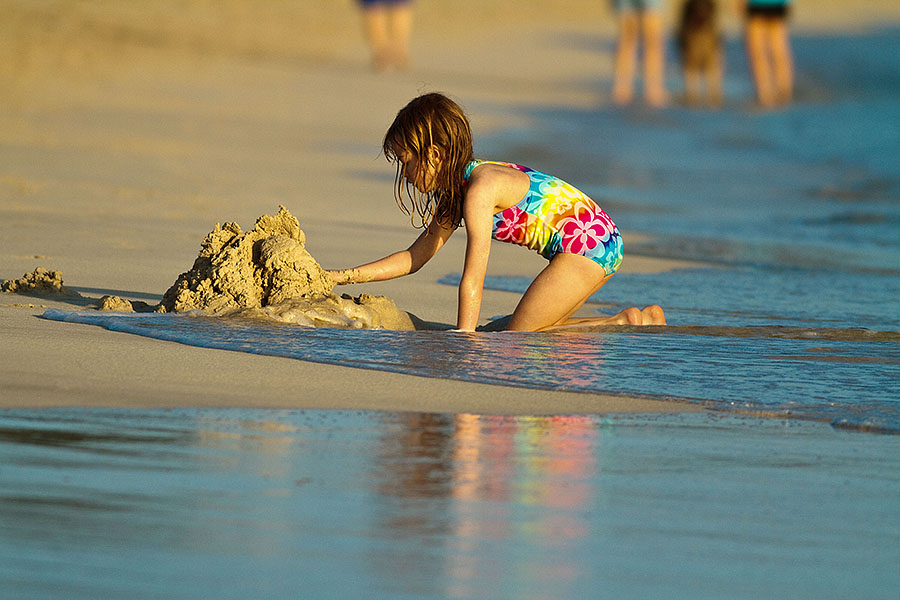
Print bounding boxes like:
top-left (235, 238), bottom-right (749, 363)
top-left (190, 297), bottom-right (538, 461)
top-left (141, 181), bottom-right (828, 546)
top-left (505, 254), bottom-right (666, 331)
top-left (507, 254), bottom-right (611, 331)
top-left (541, 305), bottom-right (666, 330)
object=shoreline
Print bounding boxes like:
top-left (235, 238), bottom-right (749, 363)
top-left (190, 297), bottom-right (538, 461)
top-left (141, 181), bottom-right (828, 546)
top-left (1, 295), bottom-right (702, 415)
top-left (3, 1), bottom-right (899, 415)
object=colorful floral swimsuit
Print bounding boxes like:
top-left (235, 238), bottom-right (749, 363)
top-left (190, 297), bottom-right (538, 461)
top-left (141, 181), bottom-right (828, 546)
top-left (464, 160), bottom-right (624, 275)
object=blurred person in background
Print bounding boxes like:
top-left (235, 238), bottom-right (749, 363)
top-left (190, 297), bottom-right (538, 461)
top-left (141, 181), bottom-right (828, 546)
top-left (359, 0), bottom-right (413, 72)
top-left (677, 0), bottom-right (723, 107)
top-left (743, 0), bottom-right (793, 107)
top-left (612, 0), bottom-right (669, 107)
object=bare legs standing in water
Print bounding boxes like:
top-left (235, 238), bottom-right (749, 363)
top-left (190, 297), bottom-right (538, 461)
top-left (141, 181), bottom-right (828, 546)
top-left (613, 0), bottom-right (669, 108)
top-left (359, 0), bottom-right (413, 72)
top-left (744, 1), bottom-right (794, 108)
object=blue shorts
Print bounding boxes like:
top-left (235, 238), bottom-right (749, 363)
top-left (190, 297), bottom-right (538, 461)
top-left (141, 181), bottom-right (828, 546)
top-left (614, 0), bottom-right (663, 12)
top-left (359, 0), bottom-right (410, 6)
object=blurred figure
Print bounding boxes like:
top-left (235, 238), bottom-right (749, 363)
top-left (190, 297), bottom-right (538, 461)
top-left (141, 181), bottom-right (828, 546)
top-left (358, 0), bottom-right (413, 72)
top-left (612, 0), bottom-right (669, 108)
top-left (677, 0), bottom-right (723, 107)
top-left (744, 0), bottom-right (793, 108)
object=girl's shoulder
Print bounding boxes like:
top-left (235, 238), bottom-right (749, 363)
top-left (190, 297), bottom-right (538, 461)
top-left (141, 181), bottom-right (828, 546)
top-left (465, 159), bottom-right (532, 181)
top-left (464, 160), bottom-right (533, 211)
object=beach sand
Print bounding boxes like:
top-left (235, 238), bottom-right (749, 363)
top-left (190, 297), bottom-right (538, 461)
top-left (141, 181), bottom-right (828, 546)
top-left (2, 0), bottom-right (899, 414)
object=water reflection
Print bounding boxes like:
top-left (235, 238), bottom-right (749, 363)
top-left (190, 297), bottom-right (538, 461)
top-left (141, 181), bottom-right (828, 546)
top-left (371, 412), bottom-right (602, 598)
top-left (1, 409), bottom-right (610, 599)
top-left (3, 408), bottom-right (900, 599)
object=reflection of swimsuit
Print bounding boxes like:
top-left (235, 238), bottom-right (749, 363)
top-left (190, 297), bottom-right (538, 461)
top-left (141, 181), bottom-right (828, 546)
top-left (464, 160), bottom-right (624, 275)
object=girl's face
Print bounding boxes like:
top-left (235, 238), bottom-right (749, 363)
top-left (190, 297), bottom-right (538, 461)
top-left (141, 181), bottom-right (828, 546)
top-left (400, 147), bottom-right (441, 194)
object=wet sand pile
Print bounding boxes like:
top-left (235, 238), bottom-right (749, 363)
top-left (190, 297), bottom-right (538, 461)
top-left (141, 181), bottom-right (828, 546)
top-left (1, 267), bottom-right (79, 297)
top-left (159, 206), bottom-right (416, 329)
top-left (3, 207), bottom-right (417, 330)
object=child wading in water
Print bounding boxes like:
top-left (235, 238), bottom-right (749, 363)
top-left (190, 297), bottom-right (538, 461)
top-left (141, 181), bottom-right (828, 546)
top-left (327, 93), bottom-right (665, 331)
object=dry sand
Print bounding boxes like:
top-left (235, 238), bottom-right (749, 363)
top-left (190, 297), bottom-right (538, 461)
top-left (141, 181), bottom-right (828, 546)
top-left (2, 0), bottom-right (898, 413)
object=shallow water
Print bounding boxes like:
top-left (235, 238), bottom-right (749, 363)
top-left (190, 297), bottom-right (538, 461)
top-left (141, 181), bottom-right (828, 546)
top-left (2, 408), bottom-right (899, 599)
top-left (41, 308), bottom-right (900, 433)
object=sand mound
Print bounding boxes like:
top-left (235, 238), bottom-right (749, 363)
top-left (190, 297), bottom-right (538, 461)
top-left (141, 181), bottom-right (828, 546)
top-left (3, 207), bottom-right (417, 330)
top-left (1, 267), bottom-right (81, 297)
top-left (159, 205), bottom-right (331, 313)
top-left (159, 206), bottom-right (415, 330)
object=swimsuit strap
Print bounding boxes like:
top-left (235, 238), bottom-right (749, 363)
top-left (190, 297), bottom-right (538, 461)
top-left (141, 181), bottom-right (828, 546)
top-left (464, 159), bottom-right (485, 180)
top-left (464, 159), bottom-right (524, 182)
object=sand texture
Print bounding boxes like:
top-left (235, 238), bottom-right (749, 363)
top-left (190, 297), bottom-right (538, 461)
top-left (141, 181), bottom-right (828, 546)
top-left (160, 206), bottom-right (329, 311)
top-left (158, 205), bottom-right (414, 329)
top-left (2, 0), bottom-right (898, 413)
top-left (1, 267), bottom-right (78, 297)
top-left (2, 207), bottom-right (416, 330)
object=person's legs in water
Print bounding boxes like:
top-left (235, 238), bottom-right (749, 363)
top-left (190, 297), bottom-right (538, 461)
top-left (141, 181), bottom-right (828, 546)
top-left (746, 14), bottom-right (775, 106)
top-left (613, 10), bottom-right (640, 105)
top-left (641, 8), bottom-right (669, 107)
top-left (745, 12), bottom-right (795, 107)
top-left (769, 16), bottom-right (793, 104)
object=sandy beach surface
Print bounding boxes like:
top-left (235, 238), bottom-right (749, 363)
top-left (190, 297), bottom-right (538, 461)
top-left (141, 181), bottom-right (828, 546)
top-left (2, 0), bottom-right (899, 414)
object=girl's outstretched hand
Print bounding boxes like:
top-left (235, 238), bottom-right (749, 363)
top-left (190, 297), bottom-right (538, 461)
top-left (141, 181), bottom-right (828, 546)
top-left (327, 269), bottom-right (354, 285)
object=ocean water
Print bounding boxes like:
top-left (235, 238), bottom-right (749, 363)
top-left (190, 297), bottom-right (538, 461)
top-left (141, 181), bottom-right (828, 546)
top-left (41, 308), bottom-right (900, 433)
top-left (40, 27), bottom-right (900, 430)
top-left (2, 408), bottom-right (899, 599)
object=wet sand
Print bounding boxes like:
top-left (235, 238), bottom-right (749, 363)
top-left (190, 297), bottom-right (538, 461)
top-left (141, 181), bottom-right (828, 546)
top-left (2, 0), bottom-right (899, 414)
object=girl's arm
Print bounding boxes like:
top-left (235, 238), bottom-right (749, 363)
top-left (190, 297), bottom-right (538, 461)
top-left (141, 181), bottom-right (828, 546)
top-left (455, 179), bottom-right (496, 331)
top-left (329, 222), bottom-right (455, 285)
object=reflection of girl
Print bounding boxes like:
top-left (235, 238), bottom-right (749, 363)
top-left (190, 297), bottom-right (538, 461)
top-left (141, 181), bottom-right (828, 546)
top-left (327, 93), bottom-right (665, 331)
top-left (744, 0), bottom-right (793, 107)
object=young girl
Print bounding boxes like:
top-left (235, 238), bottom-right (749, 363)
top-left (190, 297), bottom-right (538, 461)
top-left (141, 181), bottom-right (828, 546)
top-left (327, 93), bottom-right (665, 331)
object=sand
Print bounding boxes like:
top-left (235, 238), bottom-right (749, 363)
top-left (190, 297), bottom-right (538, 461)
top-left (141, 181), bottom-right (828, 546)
top-left (2, 205), bottom-right (416, 328)
top-left (2, 0), bottom-right (898, 413)
top-left (153, 204), bottom-right (416, 329)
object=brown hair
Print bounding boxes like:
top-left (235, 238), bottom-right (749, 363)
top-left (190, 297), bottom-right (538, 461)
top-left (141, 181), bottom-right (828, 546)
top-left (382, 93), bottom-right (473, 229)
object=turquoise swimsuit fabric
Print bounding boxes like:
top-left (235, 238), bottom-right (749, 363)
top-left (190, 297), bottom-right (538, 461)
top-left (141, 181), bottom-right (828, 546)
top-left (464, 160), bottom-right (624, 275)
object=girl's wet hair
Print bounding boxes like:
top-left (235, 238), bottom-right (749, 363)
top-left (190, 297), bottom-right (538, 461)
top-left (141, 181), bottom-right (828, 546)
top-left (382, 93), bottom-right (473, 229)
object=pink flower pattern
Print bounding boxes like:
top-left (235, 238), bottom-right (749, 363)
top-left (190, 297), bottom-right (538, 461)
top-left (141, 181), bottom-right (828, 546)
top-left (493, 205), bottom-right (528, 243)
top-left (558, 203), bottom-right (613, 254)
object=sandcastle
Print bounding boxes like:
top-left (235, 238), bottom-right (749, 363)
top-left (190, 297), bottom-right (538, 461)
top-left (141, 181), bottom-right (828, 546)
top-left (3, 207), bottom-right (417, 330)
